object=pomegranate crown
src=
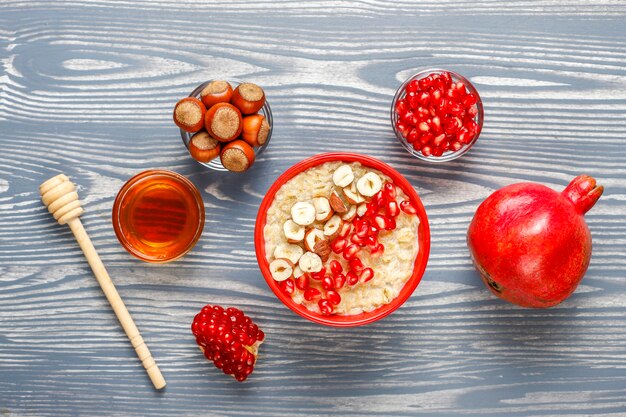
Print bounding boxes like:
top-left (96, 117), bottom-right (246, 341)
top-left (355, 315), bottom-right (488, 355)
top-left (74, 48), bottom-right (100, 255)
top-left (562, 175), bottom-right (603, 215)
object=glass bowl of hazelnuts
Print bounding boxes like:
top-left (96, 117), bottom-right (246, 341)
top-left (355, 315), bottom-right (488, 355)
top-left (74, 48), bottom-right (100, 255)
top-left (174, 79), bottom-right (272, 172)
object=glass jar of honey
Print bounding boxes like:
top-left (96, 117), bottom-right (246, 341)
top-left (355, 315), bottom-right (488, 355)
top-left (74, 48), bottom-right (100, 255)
top-left (112, 170), bottom-right (205, 263)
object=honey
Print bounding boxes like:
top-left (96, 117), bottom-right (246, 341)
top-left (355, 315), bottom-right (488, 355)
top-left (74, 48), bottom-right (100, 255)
top-left (112, 170), bottom-right (205, 263)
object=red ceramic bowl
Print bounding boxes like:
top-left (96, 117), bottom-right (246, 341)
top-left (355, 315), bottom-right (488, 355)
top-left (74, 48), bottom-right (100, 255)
top-left (254, 153), bottom-right (430, 327)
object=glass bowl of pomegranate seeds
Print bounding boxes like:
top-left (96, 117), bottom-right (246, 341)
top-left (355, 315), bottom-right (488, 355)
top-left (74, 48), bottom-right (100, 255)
top-left (391, 69), bottom-right (483, 162)
top-left (254, 153), bottom-right (430, 327)
top-left (177, 79), bottom-right (273, 172)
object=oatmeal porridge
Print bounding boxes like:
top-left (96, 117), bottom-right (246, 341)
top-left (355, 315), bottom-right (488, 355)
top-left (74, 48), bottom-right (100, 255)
top-left (263, 161), bottom-right (420, 315)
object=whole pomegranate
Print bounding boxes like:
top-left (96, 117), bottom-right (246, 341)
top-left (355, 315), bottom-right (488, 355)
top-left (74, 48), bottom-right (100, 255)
top-left (467, 175), bottom-right (603, 308)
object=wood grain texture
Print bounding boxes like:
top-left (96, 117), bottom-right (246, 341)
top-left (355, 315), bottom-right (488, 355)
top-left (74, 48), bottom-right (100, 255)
top-left (1, 1), bottom-right (626, 416)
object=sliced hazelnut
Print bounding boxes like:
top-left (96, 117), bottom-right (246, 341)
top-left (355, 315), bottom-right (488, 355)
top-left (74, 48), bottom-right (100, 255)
top-left (304, 228), bottom-right (325, 252)
top-left (312, 197), bottom-right (333, 222)
top-left (299, 252), bottom-right (323, 273)
top-left (269, 258), bottom-right (293, 282)
top-left (274, 243), bottom-right (304, 265)
top-left (313, 239), bottom-right (331, 262)
top-left (341, 205), bottom-right (357, 222)
top-left (231, 82), bottom-right (265, 115)
top-left (241, 114), bottom-right (270, 147)
top-left (343, 182), bottom-right (365, 205)
top-left (200, 80), bottom-right (233, 108)
top-left (333, 164), bottom-right (354, 187)
top-left (189, 131), bottom-right (221, 163)
top-left (283, 220), bottom-right (305, 243)
top-left (205, 102), bottom-right (243, 142)
top-left (220, 140), bottom-right (255, 172)
top-left (356, 172), bottom-right (382, 197)
top-left (291, 202), bottom-right (316, 226)
top-left (293, 265), bottom-right (304, 279)
top-left (323, 215), bottom-right (343, 239)
top-left (173, 97), bottom-right (206, 133)
top-left (356, 203), bottom-right (368, 218)
top-left (329, 190), bottom-right (347, 214)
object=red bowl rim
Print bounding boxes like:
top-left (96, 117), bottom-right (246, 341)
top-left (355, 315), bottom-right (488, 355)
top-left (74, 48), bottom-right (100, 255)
top-left (254, 152), bottom-right (430, 327)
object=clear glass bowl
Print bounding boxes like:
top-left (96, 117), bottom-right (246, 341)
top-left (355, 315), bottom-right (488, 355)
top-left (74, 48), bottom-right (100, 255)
top-left (390, 69), bottom-right (484, 163)
top-left (180, 79), bottom-right (273, 171)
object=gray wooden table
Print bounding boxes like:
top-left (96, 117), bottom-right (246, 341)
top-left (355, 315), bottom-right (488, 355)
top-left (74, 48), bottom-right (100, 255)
top-left (2, 1), bottom-right (626, 416)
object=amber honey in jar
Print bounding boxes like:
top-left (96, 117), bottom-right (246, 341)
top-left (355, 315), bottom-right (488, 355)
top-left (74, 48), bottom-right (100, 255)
top-left (112, 170), bottom-right (205, 263)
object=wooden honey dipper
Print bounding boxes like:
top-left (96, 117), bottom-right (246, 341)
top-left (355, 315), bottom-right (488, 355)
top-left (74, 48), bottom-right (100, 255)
top-left (39, 174), bottom-right (166, 390)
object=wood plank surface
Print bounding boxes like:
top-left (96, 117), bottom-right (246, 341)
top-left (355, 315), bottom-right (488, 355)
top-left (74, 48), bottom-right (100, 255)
top-left (1, 1), bottom-right (626, 416)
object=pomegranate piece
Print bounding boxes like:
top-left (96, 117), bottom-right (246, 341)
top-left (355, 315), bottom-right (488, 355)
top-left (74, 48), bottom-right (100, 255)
top-left (191, 305), bottom-right (264, 382)
top-left (468, 175), bottom-right (603, 308)
top-left (310, 267), bottom-right (326, 281)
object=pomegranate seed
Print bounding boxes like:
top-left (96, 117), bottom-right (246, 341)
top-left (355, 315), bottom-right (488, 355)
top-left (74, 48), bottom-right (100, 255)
top-left (429, 89), bottom-right (443, 106)
top-left (326, 291), bottom-right (341, 306)
top-left (467, 105), bottom-right (478, 117)
top-left (304, 287), bottom-right (321, 301)
top-left (419, 132), bottom-right (433, 145)
top-left (333, 273), bottom-right (346, 289)
top-left (416, 91), bottom-right (429, 106)
top-left (432, 147), bottom-right (444, 157)
top-left (400, 109), bottom-right (414, 124)
top-left (385, 216), bottom-right (396, 231)
top-left (431, 116), bottom-right (442, 133)
top-left (351, 233), bottom-right (367, 246)
top-left (433, 133), bottom-right (446, 147)
top-left (374, 191), bottom-right (386, 208)
top-left (383, 182), bottom-right (396, 200)
top-left (406, 79), bottom-right (419, 94)
top-left (322, 275), bottom-right (335, 291)
top-left (349, 257), bottom-right (364, 272)
top-left (407, 128), bottom-right (419, 144)
top-left (343, 244), bottom-right (360, 260)
top-left (457, 128), bottom-right (471, 144)
top-left (422, 146), bottom-right (432, 156)
top-left (387, 200), bottom-right (400, 217)
top-left (329, 260), bottom-right (342, 275)
top-left (395, 98), bottom-right (408, 114)
top-left (331, 237), bottom-right (348, 253)
top-left (440, 71), bottom-right (452, 85)
top-left (373, 214), bottom-right (387, 230)
top-left (395, 120), bottom-right (411, 138)
top-left (318, 299), bottom-right (333, 315)
top-left (365, 202), bottom-right (378, 217)
top-left (311, 267), bottom-right (326, 281)
top-left (355, 222), bottom-right (369, 238)
top-left (346, 271), bottom-right (359, 286)
top-left (295, 274), bottom-right (309, 290)
top-left (451, 141), bottom-right (463, 151)
top-left (463, 93), bottom-right (477, 106)
top-left (364, 234), bottom-right (378, 248)
top-left (416, 106), bottom-right (429, 118)
top-left (360, 268), bottom-right (374, 283)
top-left (370, 243), bottom-right (385, 258)
top-left (400, 200), bottom-right (417, 215)
top-left (418, 121), bottom-right (429, 132)
top-left (279, 278), bottom-right (295, 295)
